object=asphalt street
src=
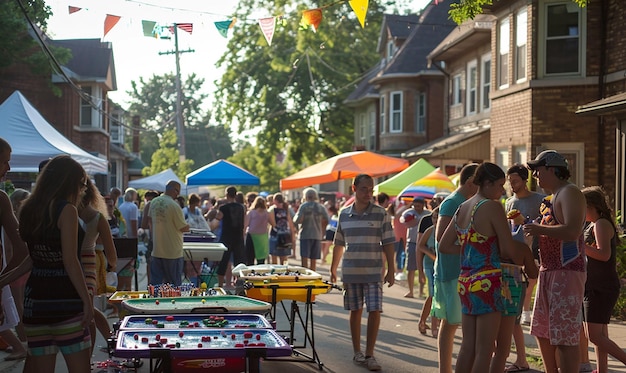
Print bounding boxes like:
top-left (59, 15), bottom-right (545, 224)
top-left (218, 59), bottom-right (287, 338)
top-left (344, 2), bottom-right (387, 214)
top-left (0, 249), bottom-right (625, 372)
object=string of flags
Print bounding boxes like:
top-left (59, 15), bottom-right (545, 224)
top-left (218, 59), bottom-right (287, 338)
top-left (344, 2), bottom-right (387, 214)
top-left (68, 0), bottom-right (371, 45)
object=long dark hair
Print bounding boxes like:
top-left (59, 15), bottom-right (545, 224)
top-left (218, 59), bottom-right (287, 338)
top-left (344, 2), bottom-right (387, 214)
top-left (582, 186), bottom-right (619, 240)
top-left (20, 155), bottom-right (86, 241)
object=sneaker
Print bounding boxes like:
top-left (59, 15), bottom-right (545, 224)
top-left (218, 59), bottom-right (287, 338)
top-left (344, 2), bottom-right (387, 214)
top-left (579, 362), bottom-right (593, 372)
top-left (520, 310), bottom-right (531, 325)
top-left (394, 272), bottom-right (407, 281)
top-left (353, 351), bottom-right (366, 365)
top-left (365, 356), bottom-right (382, 371)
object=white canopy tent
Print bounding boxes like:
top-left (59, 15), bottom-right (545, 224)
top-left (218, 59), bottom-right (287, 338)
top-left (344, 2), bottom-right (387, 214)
top-left (0, 91), bottom-right (108, 175)
top-left (128, 168), bottom-right (184, 192)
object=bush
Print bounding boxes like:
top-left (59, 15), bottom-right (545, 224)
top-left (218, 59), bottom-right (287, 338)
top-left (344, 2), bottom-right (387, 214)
top-left (613, 234), bottom-right (626, 320)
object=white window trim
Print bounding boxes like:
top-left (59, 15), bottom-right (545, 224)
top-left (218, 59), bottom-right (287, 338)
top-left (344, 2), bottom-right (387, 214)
top-left (369, 111), bottom-right (376, 150)
top-left (359, 113), bottom-right (366, 145)
top-left (498, 17), bottom-right (510, 89)
top-left (379, 95), bottom-right (386, 134)
top-left (515, 7), bottom-right (528, 83)
top-left (481, 53), bottom-right (491, 111)
top-left (452, 74), bottom-right (462, 106)
top-left (390, 91), bottom-right (403, 133)
top-left (387, 40), bottom-right (395, 62)
top-left (538, 0), bottom-right (586, 78)
top-left (496, 148), bottom-right (510, 171)
top-left (538, 142), bottom-right (585, 187)
top-left (416, 92), bottom-right (426, 134)
top-left (80, 85), bottom-right (103, 129)
top-left (467, 60), bottom-right (478, 116)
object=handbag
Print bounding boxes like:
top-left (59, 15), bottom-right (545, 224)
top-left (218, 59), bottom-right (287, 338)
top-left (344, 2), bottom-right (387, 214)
top-left (277, 231), bottom-right (292, 247)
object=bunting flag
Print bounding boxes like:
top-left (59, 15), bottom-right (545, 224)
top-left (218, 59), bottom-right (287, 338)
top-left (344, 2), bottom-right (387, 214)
top-left (349, 0), bottom-right (369, 28)
top-left (258, 17), bottom-right (276, 46)
top-left (68, 6), bottom-right (81, 14)
top-left (177, 23), bottom-right (193, 34)
top-left (300, 9), bottom-right (323, 32)
top-left (104, 14), bottom-right (121, 37)
top-left (142, 20), bottom-right (157, 37)
top-left (214, 19), bottom-right (235, 38)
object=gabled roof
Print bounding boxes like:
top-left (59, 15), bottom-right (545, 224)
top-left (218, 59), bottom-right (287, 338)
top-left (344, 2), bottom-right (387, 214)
top-left (428, 14), bottom-right (495, 64)
top-left (376, 14), bottom-right (421, 53)
top-left (344, 60), bottom-right (383, 105)
top-left (373, 0), bottom-right (457, 80)
top-left (50, 39), bottom-right (117, 90)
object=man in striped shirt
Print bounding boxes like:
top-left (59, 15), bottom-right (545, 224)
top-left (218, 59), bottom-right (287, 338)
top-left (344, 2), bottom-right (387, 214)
top-left (330, 174), bottom-right (396, 372)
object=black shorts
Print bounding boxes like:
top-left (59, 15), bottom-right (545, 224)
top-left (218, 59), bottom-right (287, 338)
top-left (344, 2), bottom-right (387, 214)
top-left (583, 287), bottom-right (620, 324)
top-left (324, 230), bottom-right (336, 242)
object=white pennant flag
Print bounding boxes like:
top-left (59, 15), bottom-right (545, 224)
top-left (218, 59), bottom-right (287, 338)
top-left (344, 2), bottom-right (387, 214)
top-left (258, 17), bottom-right (276, 46)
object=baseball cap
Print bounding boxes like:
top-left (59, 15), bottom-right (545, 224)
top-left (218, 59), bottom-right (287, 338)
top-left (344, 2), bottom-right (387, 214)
top-left (412, 197), bottom-right (425, 203)
top-left (526, 150), bottom-right (568, 170)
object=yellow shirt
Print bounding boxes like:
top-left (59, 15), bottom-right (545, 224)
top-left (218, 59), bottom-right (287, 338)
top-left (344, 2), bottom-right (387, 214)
top-left (149, 195), bottom-right (188, 259)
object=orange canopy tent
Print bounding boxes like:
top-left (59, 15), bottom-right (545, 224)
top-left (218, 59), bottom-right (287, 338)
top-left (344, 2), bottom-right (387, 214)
top-left (280, 151), bottom-right (409, 190)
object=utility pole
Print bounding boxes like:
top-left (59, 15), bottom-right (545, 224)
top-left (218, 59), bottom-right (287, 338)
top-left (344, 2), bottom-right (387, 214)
top-left (159, 24), bottom-right (194, 161)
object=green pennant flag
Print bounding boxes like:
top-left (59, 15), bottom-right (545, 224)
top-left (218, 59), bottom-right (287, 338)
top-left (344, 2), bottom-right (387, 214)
top-left (214, 20), bottom-right (233, 38)
top-left (142, 20), bottom-right (157, 37)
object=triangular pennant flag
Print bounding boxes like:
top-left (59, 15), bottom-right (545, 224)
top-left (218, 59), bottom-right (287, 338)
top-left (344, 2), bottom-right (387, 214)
top-left (168, 26), bottom-right (175, 34)
top-left (214, 20), bottom-right (234, 38)
top-left (349, 0), bottom-right (368, 28)
top-left (68, 6), bottom-right (81, 14)
top-left (177, 23), bottom-right (193, 34)
top-left (142, 20), bottom-right (157, 37)
top-left (300, 9), bottom-right (323, 32)
top-left (258, 17), bottom-right (276, 46)
top-left (104, 14), bottom-right (121, 37)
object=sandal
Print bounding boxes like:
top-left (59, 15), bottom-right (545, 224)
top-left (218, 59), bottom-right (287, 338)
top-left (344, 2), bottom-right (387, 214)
top-left (504, 363), bottom-right (530, 372)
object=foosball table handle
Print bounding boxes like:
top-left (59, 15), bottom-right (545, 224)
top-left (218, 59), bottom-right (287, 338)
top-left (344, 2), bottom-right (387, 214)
top-left (190, 306), bottom-right (229, 313)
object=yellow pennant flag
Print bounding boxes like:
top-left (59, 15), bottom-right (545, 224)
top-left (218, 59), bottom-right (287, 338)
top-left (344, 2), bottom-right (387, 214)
top-left (349, 0), bottom-right (368, 28)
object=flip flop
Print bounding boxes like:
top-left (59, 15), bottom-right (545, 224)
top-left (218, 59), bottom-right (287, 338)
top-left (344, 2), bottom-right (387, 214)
top-left (504, 363), bottom-right (530, 372)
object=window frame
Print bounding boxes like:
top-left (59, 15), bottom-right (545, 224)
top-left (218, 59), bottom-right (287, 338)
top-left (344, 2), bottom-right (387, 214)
top-left (389, 91), bottom-right (403, 133)
top-left (498, 17), bottom-right (510, 89)
top-left (515, 7), bottom-right (528, 83)
top-left (481, 53), bottom-right (491, 111)
top-left (379, 95), bottom-right (386, 134)
top-left (452, 74), bottom-right (462, 106)
top-left (369, 111), bottom-right (376, 150)
top-left (539, 0), bottom-right (586, 77)
top-left (415, 92), bottom-right (426, 134)
top-left (80, 85), bottom-right (103, 129)
top-left (467, 60), bottom-right (478, 115)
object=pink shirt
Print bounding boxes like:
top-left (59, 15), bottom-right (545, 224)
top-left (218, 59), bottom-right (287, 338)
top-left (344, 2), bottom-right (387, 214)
top-left (247, 209), bottom-right (269, 235)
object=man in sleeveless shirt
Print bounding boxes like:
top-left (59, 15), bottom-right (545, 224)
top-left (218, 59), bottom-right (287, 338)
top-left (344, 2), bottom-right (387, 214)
top-left (524, 150), bottom-right (586, 373)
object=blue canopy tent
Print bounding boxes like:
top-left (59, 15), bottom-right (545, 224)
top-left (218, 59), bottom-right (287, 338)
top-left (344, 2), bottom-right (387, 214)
top-left (186, 159), bottom-right (260, 186)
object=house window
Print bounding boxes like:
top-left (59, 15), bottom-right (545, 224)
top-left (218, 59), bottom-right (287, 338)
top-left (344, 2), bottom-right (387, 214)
top-left (390, 91), bottom-right (403, 133)
top-left (452, 74), bottom-right (462, 106)
top-left (496, 148), bottom-right (510, 170)
top-left (481, 53), bottom-right (491, 111)
top-left (80, 85), bottom-right (103, 128)
top-left (379, 96), bottom-right (386, 134)
top-left (415, 92), bottom-right (426, 133)
top-left (467, 60), bottom-right (477, 115)
top-left (515, 8), bottom-right (527, 82)
top-left (110, 113), bottom-right (122, 143)
top-left (387, 40), bottom-right (395, 61)
top-left (110, 161), bottom-right (118, 191)
top-left (359, 113), bottom-right (366, 146)
top-left (544, 2), bottom-right (582, 75)
top-left (498, 18), bottom-right (510, 88)
top-left (513, 145), bottom-right (527, 165)
top-left (369, 111), bottom-right (376, 150)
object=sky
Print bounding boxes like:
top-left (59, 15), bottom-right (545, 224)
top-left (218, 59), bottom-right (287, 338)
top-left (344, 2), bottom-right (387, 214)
top-left (45, 0), bottom-right (432, 110)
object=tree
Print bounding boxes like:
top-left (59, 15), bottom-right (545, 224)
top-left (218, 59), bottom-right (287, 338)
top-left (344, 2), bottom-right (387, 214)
top-left (214, 0), bottom-right (388, 170)
top-left (142, 129), bottom-right (195, 180)
top-left (449, 0), bottom-right (588, 24)
top-left (126, 73), bottom-right (233, 169)
top-left (1, 1), bottom-right (72, 84)
top-left (228, 142), bottom-right (291, 192)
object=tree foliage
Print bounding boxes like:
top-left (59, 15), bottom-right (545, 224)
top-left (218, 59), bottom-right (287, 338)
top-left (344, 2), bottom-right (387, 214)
top-left (142, 129), bottom-right (194, 180)
top-left (228, 143), bottom-right (291, 193)
top-left (126, 73), bottom-right (233, 171)
top-left (449, 0), bottom-right (588, 24)
top-left (214, 0), bottom-right (387, 171)
top-left (1, 0), bottom-right (72, 84)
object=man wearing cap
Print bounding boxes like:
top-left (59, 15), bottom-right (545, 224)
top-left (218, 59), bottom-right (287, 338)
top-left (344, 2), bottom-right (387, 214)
top-left (523, 150), bottom-right (586, 373)
top-left (400, 197), bottom-right (429, 298)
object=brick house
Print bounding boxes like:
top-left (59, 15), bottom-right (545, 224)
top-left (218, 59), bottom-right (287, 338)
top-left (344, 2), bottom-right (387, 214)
top-left (344, 1), bottom-right (456, 157)
top-left (0, 37), bottom-right (142, 191)
top-left (485, 0), bottom-right (623, 206)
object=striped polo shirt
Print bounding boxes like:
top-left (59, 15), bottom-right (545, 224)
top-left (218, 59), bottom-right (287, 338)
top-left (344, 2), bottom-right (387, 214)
top-left (334, 202), bottom-right (395, 284)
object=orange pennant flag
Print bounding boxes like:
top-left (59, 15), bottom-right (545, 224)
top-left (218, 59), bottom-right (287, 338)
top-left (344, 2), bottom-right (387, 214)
top-left (300, 9), bottom-right (323, 32)
top-left (68, 6), bottom-right (81, 14)
top-left (104, 14), bottom-right (121, 37)
top-left (349, 0), bottom-right (369, 28)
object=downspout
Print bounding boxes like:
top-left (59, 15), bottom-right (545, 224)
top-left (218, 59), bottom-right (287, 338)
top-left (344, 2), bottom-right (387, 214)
top-left (597, 0), bottom-right (608, 185)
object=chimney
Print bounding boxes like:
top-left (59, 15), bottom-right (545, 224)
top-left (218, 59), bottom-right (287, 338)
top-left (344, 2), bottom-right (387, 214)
top-left (132, 115), bottom-right (140, 154)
